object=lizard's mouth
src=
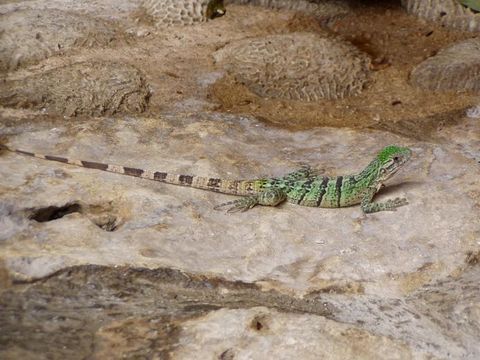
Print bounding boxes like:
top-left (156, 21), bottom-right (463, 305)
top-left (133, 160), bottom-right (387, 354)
top-left (385, 157), bottom-right (409, 179)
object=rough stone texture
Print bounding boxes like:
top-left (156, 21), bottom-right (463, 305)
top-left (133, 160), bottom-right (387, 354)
top-left (1, 264), bottom-right (479, 359)
top-left (0, 9), bottom-right (119, 71)
top-left (140, 0), bottom-right (225, 27)
top-left (213, 33), bottom-right (371, 101)
top-left (171, 307), bottom-right (416, 359)
top-left (1, 112), bottom-right (479, 358)
top-left (0, 113), bottom-right (478, 293)
top-left (0, 265), bottom-right (331, 359)
top-left (320, 264), bottom-right (480, 359)
top-left (401, 0), bottom-right (480, 32)
top-left (406, 265), bottom-right (480, 357)
top-left (1, 0), bottom-right (480, 358)
top-left (226, 0), bottom-right (350, 23)
top-left (0, 61), bottom-right (150, 116)
top-left (0, 0), bottom-right (141, 20)
top-left (410, 38), bottom-right (480, 93)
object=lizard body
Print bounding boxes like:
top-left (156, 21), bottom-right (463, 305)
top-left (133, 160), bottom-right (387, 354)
top-left (1, 144), bottom-right (412, 213)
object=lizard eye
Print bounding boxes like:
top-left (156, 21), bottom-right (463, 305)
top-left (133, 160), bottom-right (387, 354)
top-left (393, 156), bottom-right (400, 162)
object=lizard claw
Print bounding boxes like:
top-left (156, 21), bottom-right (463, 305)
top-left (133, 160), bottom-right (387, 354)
top-left (214, 197), bottom-right (259, 213)
top-left (385, 197), bottom-right (408, 210)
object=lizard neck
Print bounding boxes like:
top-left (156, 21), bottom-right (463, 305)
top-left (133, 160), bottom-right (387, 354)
top-left (355, 158), bottom-right (381, 189)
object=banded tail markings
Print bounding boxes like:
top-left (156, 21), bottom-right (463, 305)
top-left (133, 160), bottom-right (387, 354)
top-left (45, 155), bottom-right (69, 163)
top-left (123, 166), bottom-right (144, 177)
top-left (2, 144), bottom-right (268, 197)
top-left (207, 178), bottom-right (221, 187)
top-left (81, 160), bottom-right (109, 171)
top-left (178, 174), bottom-right (193, 185)
top-left (315, 176), bottom-right (330, 207)
top-left (154, 171), bottom-right (167, 181)
top-left (15, 149), bottom-right (35, 157)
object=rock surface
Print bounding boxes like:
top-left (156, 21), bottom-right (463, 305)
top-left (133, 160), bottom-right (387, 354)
top-left (0, 61), bottom-right (150, 116)
top-left (225, 0), bottom-right (350, 23)
top-left (410, 38), bottom-right (480, 92)
top-left (1, 113), bottom-right (478, 293)
top-left (401, 0), bottom-right (480, 32)
top-left (214, 32), bottom-right (371, 101)
top-left (171, 307), bottom-right (417, 359)
top-left (0, 0), bottom-right (479, 359)
top-left (140, 0), bottom-right (226, 27)
top-left (0, 9), bottom-right (119, 71)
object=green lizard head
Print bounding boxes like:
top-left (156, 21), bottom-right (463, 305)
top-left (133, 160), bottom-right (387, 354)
top-left (206, 0), bottom-right (226, 19)
top-left (375, 145), bottom-right (412, 182)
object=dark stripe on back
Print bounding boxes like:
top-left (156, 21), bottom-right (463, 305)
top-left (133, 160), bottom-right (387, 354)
top-left (297, 178), bottom-right (314, 205)
top-left (335, 176), bottom-right (343, 208)
top-left (123, 167), bottom-right (144, 177)
top-left (179, 175), bottom-right (193, 185)
top-left (207, 178), bottom-right (221, 187)
top-left (16, 150), bottom-right (34, 157)
top-left (81, 160), bottom-right (108, 171)
top-left (45, 155), bottom-right (68, 163)
top-left (154, 171), bottom-right (167, 181)
top-left (316, 177), bottom-right (330, 207)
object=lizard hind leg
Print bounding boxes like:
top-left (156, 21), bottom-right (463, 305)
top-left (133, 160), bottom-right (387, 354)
top-left (214, 188), bottom-right (287, 213)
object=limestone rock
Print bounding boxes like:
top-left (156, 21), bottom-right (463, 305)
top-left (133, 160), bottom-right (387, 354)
top-left (0, 112), bottom-right (478, 293)
top-left (401, 0), bottom-right (480, 32)
top-left (0, 61), bottom-right (150, 116)
top-left (140, 0), bottom-right (226, 27)
top-left (1, 111), bottom-right (479, 358)
top-left (407, 265), bottom-right (480, 354)
top-left (213, 33), bottom-right (371, 101)
top-left (171, 307), bottom-right (417, 359)
top-left (0, 9), bottom-right (119, 71)
top-left (225, 0), bottom-right (350, 23)
top-left (1, 263), bottom-right (479, 359)
top-left (410, 38), bottom-right (480, 93)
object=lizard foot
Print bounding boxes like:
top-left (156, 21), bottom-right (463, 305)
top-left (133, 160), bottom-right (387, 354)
top-left (214, 188), bottom-right (287, 213)
top-left (384, 197), bottom-right (408, 211)
top-left (214, 196), bottom-right (259, 213)
top-left (362, 197), bottom-right (408, 213)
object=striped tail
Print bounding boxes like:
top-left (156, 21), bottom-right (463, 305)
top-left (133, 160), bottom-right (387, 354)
top-left (1, 144), bottom-right (258, 196)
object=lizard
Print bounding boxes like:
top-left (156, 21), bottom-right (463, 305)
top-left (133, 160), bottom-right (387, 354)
top-left (0, 143), bottom-right (412, 214)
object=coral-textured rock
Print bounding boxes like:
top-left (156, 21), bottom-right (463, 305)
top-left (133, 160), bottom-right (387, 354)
top-left (213, 32), bottom-right (371, 101)
top-left (401, 0), bottom-right (480, 32)
top-left (410, 38), bottom-right (480, 93)
top-left (226, 0), bottom-right (350, 23)
top-left (140, 0), bottom-right (226, 27)
top-left (0, 9), bottom-right (119, 71)
top-left (0, 61), bottom-right (150, 116)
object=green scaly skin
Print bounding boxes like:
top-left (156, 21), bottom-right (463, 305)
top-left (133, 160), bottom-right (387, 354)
top-left (216, 145), bottom-right (412, 213)
top-left (457, 0), bottom-right (480, 12)
top-left (1, 144), bottom-right (412, 214)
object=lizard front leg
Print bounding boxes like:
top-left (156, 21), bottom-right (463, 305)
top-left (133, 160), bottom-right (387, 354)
top-left (361, 186), bottom-right (408, 214)
top-left (214, 188), bottom-right (287, 213)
